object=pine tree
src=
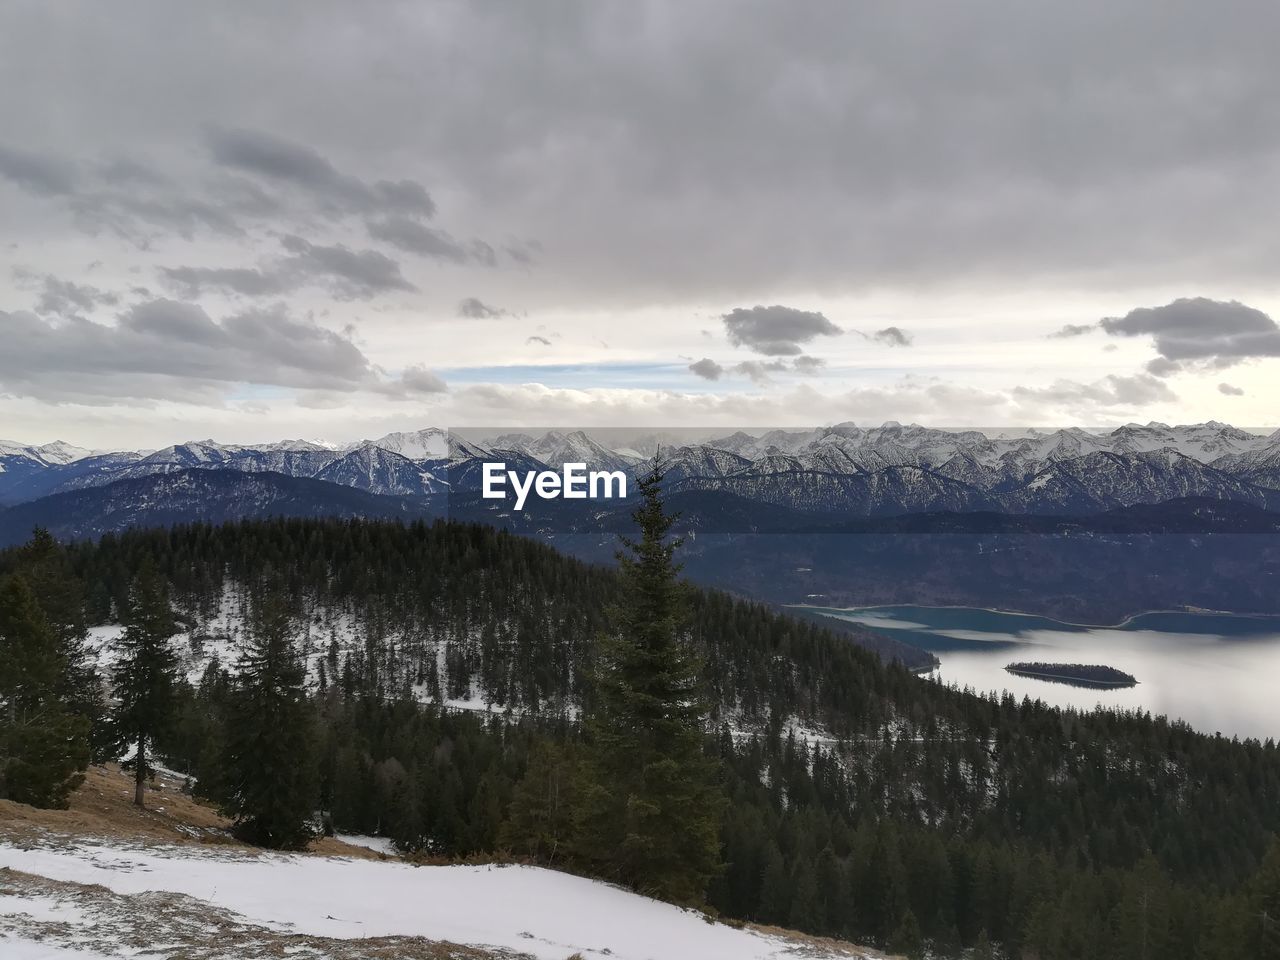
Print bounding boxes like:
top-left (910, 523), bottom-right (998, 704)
top-left (15, 529), bottom-right (105, 757)
top-left (573, 465), bottom-right (725, 904)
top-left (111, 564), bottom-right (180, 807)
top-left (0, 575), bottom-right (90, 807)
top-left (501, 739), bottom-right (577, 864)
top-left (223, 588), bottom-right (317, 849)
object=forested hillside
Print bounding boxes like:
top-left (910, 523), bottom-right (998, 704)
top-left (3, 517), bottom-right (1280, 958)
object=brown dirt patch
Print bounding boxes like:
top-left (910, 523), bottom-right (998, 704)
top-left (0, 764), bottom-right (388, 860)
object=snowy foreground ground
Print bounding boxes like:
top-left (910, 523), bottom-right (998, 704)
top-left (0, 837), bottom-right (873, 960)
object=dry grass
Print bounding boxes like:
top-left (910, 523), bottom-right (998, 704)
top-left (0, 764), bottom-right (387, 860)
top-left (0, 765), bottom-right (882, 959)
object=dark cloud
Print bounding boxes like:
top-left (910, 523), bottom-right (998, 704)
top-left (1219, 382), bottom-right (1245, 396)
top-left (688, 358), bottom-right (723, 380)
top-left (692, 355), bottom-right (824, 381)
top-left (161, 266), bottom-right (293, 298)
top-left (526, 335), bottom-right (551, 346)
top-left (723, 305), bottom-right (842, 356)
top-left (367, 217), bottom-right (471, 262)
top-left (278, 235), bottom-right (416, 298)
top-left (0, 145), bottom-right (76, 197)
top-left (6, 6), bottom-right (1280, 307)
top-left (22, 274), bottom-right (119, 316)
top-left (160, 238), bottom-right (417, 301)
top-left (1049, 323), bottom-right (1097, 339)
top-left (0, 299), bottom-right (433, 403)
top-left (872, 326), bottom-right (913, 347)
top-left (457, 297), bottom-right (508, 319)
top-left (207, 127), bottom-right (435, 219)
top-left (1101, 298), bottom-right (1280, 369)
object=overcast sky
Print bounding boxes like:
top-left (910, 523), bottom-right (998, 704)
top-left (3, 1), bottom-right (1280, 448)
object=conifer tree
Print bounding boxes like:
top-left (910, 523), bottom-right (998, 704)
top-left (573, 465), bottom-right (725, 905)
top-left (223, 588), bottom-right (317, 848)
top-left (0, 575), bottom-right (90, 807)
top-left (15, 529), bottom-right (105, 756)
top-left (501, 739), bottom-right (577, 864)
top-left (111, 563), bottom-right (180, 807)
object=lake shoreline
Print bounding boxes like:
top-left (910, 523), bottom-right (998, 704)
top-left (790, 602), bottom-right (1280, 632)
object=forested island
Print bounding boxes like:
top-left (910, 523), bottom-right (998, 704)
top-left (1005, 661), bottom-right (1138, 689)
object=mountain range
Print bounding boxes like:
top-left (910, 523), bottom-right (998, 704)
top-left (5, 421), bottom-right (1280, 519)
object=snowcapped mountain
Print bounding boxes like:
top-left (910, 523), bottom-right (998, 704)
top-left (316, 443), bottom-right (446, 497)
top-left (362, 427), bottom-right (451, 461)
top-left (521, 429), bottom-right (640, 473)
top-left (3, 421), bottom-right (1279, 519)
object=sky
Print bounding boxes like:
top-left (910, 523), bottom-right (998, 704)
top-left (3, 1), bottom-right (1280, 449)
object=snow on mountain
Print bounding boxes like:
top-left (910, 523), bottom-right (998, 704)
top-left (32, 441), bottom-right (99, 464)
top-left (364, 427), bottom-right (451, 461)
top-left (5, 422), bottom-right (1280, 516)
top-left (315, 443), bottom-right (445, 496)
top-left (524, 429), bottom-right (640, 472)
top-left (0, 839), bottom-right (868, 960)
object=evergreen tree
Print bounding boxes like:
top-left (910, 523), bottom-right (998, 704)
top-left (573, 466), bottom-right (725, 904)
top-left (0, 575), bottom-right (90, 807)
top-left (223, 588), bottom-right (317, 849)
top-left (111, 563), bottom-right (180, 807)
top-left (890, 908), bottom-right (925, 959)
top-left (1250, 837), bottom-right (1280, 959)
top-left (501, 739), bottom-right (577, 864)
top-left (15, 529), bottom-right (105, 757)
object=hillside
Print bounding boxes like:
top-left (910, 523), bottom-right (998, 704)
top-left (4, 518), bottom-right (1280, 958)
top-left (0, 766), bottom-right (879, 960)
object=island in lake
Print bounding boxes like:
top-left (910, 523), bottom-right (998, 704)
top-left (1004, 662), bottom-right (1138, 690)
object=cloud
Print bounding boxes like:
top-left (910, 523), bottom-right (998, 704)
top-left (28, 275), bottom-right (119, 316)
top-left (722, 305), bottom-right (842, 356)
top-left (691, 355), bottom-right (824, 382)
top-left (379, 364), bottom-right (448, 396)
top-left (160, 237), bottom-right (417, 301)
top-left (1049, 323), bottom-right (1096, 339)
top-left (457, 297), bottom-right (508, 319)
top-left (0, 145), bottom-right (76, 197)
top-left (688, 358), bottom-right (723, 381)
top-left (161, 265), bottom-right (293, 298)
top-left (872, 326), bottom-right (913, 347)
top-left (206, 127), bottom-right (435, 219)
top-left (526, 335), bottom-right (552, 346)
top-left (278, 235), bottom-right (416, 298)
top-left (733, 360), bottom-right (790, 385)
top-left (0, 299), bottom-right (441, 404)
top-left (1218, 382), bottom-right (1245, 396)
top-left (1012, 373), bottom-right (1177, 409)
top-left (366, 217), bottom-right (470, 262)
top-left (1145, 357), bottom-right (1183, 378)
top-left (1100, 298), bottom-right (1280, 369)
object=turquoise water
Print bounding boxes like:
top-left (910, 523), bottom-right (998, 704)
top-left (806, 605), bottom-right (1280, 740)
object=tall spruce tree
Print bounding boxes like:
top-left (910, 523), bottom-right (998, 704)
top-left (223, 587), bottom-right (317, 849)
top-left (15, 528), bottom-right (105, 756)
top-left (573, 465), bottom-right (724, 904)
top-left (0, 574), bottom-right (90, 807)
top-left (111, 563), bottom-right (180, 807)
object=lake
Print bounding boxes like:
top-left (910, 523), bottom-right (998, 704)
top-left (803, 605), bottom-right (1280, 741)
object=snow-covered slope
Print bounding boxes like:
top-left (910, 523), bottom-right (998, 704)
top-left (0, 840), bottom-right (869, 960)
